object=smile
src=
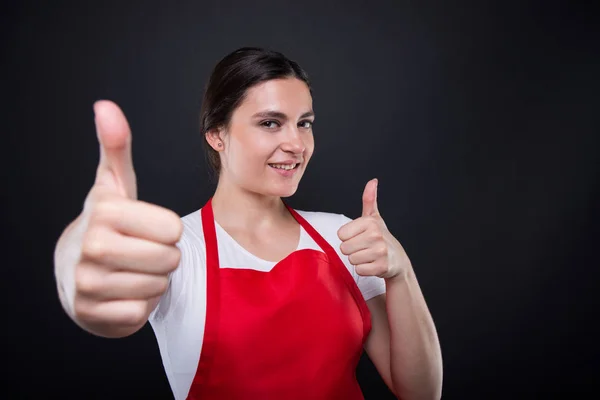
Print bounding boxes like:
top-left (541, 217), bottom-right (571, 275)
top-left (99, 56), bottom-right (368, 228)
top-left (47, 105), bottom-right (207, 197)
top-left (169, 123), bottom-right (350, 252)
top-left (268, 163), bottom-right (299, 170)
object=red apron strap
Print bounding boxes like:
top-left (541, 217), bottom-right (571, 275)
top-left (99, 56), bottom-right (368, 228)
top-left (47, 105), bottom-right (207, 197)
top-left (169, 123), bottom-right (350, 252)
top-left (285, 205), bottom-right (372, 343)
top-left (197, 198), bottom-right (221, 386)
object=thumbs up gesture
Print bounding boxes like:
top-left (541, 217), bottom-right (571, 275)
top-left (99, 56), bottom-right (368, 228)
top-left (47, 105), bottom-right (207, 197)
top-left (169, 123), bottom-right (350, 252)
top-left (55, 100), bottom-right (183, 337)
top-left (337, 179), bottom-right (410, 280)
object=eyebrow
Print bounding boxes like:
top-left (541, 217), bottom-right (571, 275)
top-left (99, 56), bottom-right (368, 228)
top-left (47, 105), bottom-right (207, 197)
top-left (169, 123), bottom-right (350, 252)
top-left (251, 110), bottom-right (315, 120)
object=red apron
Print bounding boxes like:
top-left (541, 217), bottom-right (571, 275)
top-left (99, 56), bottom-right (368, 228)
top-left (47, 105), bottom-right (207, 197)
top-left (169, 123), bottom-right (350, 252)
top-left (187, 198), bottom-right (372, 400)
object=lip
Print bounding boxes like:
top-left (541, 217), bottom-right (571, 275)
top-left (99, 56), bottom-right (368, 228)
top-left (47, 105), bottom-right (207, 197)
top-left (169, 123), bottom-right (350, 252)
top-left (268, 160), bottom-right (302, 165)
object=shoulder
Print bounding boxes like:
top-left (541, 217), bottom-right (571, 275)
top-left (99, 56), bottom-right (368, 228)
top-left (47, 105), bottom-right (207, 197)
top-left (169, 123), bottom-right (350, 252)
top-left (179, 208), bottom-right (205, 245)
top-left (295, 209), bottom-right (351, 227)
top-left (294, 209), bottom-right (353, 243)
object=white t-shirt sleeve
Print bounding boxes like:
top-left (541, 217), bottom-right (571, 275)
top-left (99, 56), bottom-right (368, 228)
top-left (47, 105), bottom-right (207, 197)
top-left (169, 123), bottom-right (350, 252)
top-left (335, 214), bottom-right (387, 302)
top-left (148, 217), bottom-right (199, 323)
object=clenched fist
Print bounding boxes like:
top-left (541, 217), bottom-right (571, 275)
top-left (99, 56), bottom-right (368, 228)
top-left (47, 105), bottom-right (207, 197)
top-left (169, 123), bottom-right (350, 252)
top-left (54, 100), bottom-right (183, 338)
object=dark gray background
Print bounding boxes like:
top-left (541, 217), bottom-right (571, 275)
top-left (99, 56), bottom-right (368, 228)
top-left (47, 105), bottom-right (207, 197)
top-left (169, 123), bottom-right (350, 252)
top-left (2, 0), bottom-right (598, 398)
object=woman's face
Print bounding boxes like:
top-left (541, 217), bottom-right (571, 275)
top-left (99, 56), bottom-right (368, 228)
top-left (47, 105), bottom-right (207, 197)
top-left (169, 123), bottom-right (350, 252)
top-left (216, 78), bottom-right (315, 198)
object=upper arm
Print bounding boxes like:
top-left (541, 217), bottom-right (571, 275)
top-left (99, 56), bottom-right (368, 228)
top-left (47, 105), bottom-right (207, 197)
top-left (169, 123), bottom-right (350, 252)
top-left (365, 293), bottom-right (397, 397)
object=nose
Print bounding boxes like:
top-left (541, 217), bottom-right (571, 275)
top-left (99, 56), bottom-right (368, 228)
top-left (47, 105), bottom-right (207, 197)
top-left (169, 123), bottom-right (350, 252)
top-left (280, 126), bottom-right (306, 154)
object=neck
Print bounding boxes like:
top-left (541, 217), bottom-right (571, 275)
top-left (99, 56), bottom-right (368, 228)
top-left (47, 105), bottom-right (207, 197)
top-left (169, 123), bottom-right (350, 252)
top-left (211, 174), bottom-right (290, 231)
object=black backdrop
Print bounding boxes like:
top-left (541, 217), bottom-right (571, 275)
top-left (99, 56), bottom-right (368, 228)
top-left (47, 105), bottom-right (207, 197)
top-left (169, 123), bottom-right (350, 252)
top-left (2, 1), bottom-right (598, 399)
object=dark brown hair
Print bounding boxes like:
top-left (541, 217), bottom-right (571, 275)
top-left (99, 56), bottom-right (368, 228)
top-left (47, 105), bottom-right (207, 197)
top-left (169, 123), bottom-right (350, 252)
top-left (199, 47), bottom-right (312, 177)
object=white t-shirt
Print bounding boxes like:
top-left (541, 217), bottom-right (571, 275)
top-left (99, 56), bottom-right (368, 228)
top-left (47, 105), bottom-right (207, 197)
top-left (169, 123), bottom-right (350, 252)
top-left (148, 208), bottom-right (387, 400)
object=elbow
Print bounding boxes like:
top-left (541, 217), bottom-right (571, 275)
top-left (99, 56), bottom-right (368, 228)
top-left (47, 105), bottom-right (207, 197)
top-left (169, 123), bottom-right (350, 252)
top-left (393, 388), bottom-right (442, 400)
top-left (394, 391), bottom-right (442, 400)
top-left (392, 370), bottom-right (443, 400)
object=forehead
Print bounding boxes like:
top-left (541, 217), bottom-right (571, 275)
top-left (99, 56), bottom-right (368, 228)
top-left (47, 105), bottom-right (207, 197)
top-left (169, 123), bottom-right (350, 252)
top-left (237, 78), bottom-right (313, 116)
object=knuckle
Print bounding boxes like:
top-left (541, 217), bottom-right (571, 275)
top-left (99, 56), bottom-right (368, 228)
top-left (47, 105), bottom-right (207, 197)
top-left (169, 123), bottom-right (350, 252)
top-left (87, 195), bottom-right (129, 230)
top-left (377, 245), bottom-right (388, 257)
top-left (72, 298), bottom-right (94, 322)
top-left (161, 246), bottom-right (181, 273)
top-left (84, 186), bottom-right (108, 211)
top-left (122, 302), bottom-right (147, 326)
top-left (81, 232), bottom-right (107, 261)
top-left (173, 216), bottom-right (184, 240)
top-left (91, 199), bottom-right (120, 225)
top-left (369, 229), bottom-right (383, 241)
top-left (339, 243), bottom-right (347, 255)
top-left (75, 268), bottom-right (98, 295)
top-left (165, 213), bottom-right (184, 243)
top-left (169, 247), bottom-right (182, 270)
top-left (155, 277), bottom-right (169, 295)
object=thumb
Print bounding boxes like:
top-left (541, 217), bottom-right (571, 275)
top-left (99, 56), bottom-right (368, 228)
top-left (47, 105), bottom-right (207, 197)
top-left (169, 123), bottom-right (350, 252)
top-left (93, 100), bottom-right (138, 200)
top-left (361, 178), bottom-right (379, 217)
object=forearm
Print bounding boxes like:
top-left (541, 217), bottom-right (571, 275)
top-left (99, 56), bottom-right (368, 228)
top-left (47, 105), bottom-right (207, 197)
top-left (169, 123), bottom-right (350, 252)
top-left (385, 266), bottom-right (443, 400)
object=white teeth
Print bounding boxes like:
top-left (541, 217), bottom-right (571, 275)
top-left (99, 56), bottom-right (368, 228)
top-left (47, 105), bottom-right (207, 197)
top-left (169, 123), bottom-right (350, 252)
top-left (270, 163), bottom-right (297, 170)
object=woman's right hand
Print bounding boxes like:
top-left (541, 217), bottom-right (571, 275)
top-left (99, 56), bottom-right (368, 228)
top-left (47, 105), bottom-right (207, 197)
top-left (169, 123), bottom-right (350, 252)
top-left (54, 100), bottom-right (183, 338)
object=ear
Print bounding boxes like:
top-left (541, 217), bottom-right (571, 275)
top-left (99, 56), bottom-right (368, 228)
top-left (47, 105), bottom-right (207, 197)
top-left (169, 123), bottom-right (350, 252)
top-left (205, 128), bottom-right (225, 151)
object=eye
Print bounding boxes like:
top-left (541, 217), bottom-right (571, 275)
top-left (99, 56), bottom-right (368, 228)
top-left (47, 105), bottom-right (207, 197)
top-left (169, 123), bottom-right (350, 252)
top-left (299, 120), bottom-right (314, 129)
top-left (260, 120), bottom-right (281, 129)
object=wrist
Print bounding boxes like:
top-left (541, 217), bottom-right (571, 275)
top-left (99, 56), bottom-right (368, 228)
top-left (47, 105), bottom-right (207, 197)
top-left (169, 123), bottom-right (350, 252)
top-left (384, 263), bottom-right (414, 285)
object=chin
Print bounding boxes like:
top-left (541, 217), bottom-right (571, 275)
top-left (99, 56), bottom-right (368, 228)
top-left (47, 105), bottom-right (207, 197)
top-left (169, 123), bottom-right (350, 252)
top-left (244, 182), bottom-right (299, 199)
top-left (267, 182), bottom-right (300, 198)
top-left (274, 186), bottom-right (299, 198)
top-left (278, 190), bottom-right (298, 198)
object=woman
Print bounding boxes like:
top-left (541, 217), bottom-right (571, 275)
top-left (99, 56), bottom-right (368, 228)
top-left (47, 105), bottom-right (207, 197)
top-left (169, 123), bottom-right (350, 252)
top-left (54, 47), bottom-right (443, 399)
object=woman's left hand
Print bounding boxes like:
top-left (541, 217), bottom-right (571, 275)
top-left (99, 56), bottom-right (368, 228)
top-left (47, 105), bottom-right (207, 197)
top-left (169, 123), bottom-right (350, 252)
top-left (338, 179), bottom-right (412, 281)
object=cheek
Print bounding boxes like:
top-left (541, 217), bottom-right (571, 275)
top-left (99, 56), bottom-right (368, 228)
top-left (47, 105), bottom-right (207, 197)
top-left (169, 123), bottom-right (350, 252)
top-left (303, 134), bottom-right (315, 159)
top-left (230, 132), bottom-right (270, 168)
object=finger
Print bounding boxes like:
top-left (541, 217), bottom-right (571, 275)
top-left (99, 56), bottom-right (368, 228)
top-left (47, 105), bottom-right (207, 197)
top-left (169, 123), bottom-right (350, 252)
top-left (88, 193), bottom-right (183, 244)
top-left (93, 100), bottom-right (138, 200)
top-left (348, 248), bottom-right (379, 266)
top-left (339, 231), bottom-right (377, 256)
top-left (337, 217), bottom-right (370, 242)
top-left (114, 200), bottom-right (183, 244)
top-left (81, 227), bottom-right (181, 274)
top-left (75, 297), bottom-right (156, 328)
top-left (76, 263), bottom-right (169, 301)
top-left (361, 178), bottom-right (379, 217)
top-left (354, 262), bottom-right (385, 277)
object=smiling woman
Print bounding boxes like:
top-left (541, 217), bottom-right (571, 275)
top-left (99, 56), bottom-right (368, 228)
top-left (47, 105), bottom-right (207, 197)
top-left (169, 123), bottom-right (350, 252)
top-left (200, 48), bottom-right (314, 186)
top-left (53, 47), bottom-right (442, 400)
